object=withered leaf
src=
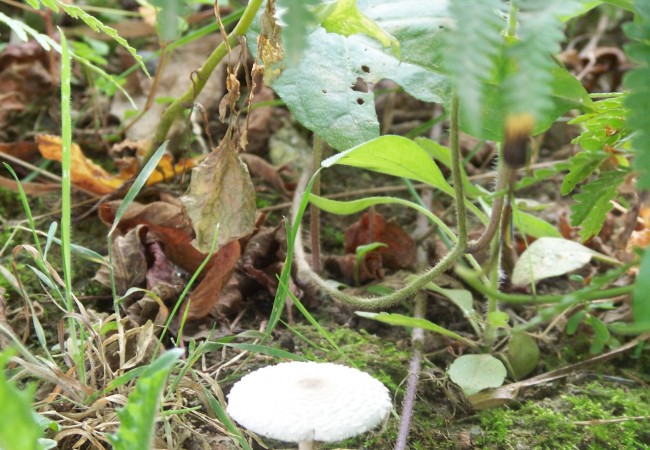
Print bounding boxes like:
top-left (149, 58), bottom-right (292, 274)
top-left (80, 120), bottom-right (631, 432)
top-left (37, 135), bottom-right (194, 195)
top-left (99, 200), bottom-right (206, 275)
top-left (182, 240), bottom-right (241, 321)
top-left (345, 211), bottom-right (416, 270)
top-left (181, 145), bottom-right (257, 252)
top-left (94, 225), bottom-right (147, 298)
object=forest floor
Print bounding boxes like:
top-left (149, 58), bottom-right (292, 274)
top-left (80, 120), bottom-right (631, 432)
top-left (0, 2), bottom-right (649, 450)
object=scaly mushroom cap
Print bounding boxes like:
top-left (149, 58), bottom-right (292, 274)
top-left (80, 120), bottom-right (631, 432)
top-left (226, 361), bottom-right (392, 443)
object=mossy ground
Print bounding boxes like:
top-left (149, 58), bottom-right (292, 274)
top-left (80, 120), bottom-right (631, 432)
top-left (274, 322), bottom-right (650, 450)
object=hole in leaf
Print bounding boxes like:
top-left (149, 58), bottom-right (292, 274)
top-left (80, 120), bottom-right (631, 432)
top-left (357, 98), bottom-right (364, 105)
top-left (361, 65), bottom-right (370, 73)
top-left (351, 77), bottom-right (369, 93)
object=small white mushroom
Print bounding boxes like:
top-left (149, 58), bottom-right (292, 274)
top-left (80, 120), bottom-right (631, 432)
top-left (226, 361), bottom-right (392, 449)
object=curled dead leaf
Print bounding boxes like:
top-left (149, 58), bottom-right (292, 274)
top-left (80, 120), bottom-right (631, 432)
top-left (36, 135), bottom-right (194, 195)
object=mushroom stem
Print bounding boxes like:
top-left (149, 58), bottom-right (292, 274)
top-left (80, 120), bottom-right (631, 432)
top-left (298, 440), bottom-right (314, 450)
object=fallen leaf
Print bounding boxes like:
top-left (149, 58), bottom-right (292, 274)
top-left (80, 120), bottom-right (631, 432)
top-left (36, 135), bottom-right (194, 195)
top-left (511, 237), bottom-right (597, 286)
top-left (181, 143), bottom-right (257, 252)
top-left (0, 141), bottom-right (39, 160)
top-left (0, 177), bottom-right (60, 195)
top-left (94, 225), bottom-right (148, 299)
top-left (181, 240), bottom-right (241, 321)
top-left (0, 40), bottom-right (58, 127)
top-left (344, 211), bottom-right (416, 280)
top-left (98, 200), bottom-right (205, 275)
top-left (240, 153), bottom-right (290, 196)
top-left (626, 206), bottom-right (650, 251)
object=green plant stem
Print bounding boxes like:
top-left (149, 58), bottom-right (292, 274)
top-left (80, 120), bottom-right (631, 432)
top-left (507, 2), bottom-right (519, 39)
top-left (146, 0), bottom-right (264, 161)
top-left (293, 94), bottom-right (467, 309)
top-left (310, 135), bottom-right (322, 273)
top-left (457, 266), bottom-right (633, 304)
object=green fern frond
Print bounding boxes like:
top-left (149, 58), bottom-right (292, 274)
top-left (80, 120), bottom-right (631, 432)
top-left (27, 0), bottom-right (149, 76)
top-left (276, 0), bottom-right (319, 66)
top-left (443, 0), bottom-right (504, 135)
top-left (624, 2), bottom-right (650, 190)
top-left (505, 0), bottom-right (583, 122)
top-left (570, 169), bottom-right (628, 241)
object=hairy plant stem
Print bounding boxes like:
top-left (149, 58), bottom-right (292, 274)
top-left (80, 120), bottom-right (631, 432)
top-left (293, 94), bottom-right (467, 309)
top-left (145, 0), bottom-right (264, 162)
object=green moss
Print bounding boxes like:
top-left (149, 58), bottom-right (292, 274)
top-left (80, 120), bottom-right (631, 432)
top-left (474, 381), bottom-right (650, 449)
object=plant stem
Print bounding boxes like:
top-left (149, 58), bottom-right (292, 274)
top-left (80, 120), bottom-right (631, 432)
top-left (395, 295), bottom-right (425, 450)
top-left (146, 0), bottom-right (264, 161)
top-left (293, 94), bottom-right (467, 309)
top-left (310, 135), bottom-right (322, 273)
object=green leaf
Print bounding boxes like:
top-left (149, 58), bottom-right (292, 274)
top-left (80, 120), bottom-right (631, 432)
top-left (560, 151), bottom-right (608, 196)
top-left (320, 0), bottom-right (400, 57)
top-left (322, 135), bottom-right (452, 194)
top-left (624, 2), bottom-right (650, 189)
top-left (415, 138), bottom-right (482, 198)
top-left (277, 0), bottom-right (319, 66)
top-left (109, 141), bottom-right (169, 236)
top-left (632, 250), bottom-right (650, 325)
top-left (504, 1), bottom-right (584, 122)
top-left (423, 282), bottom-right (482, 335)
top-left (512, 208), bottom-right (562, 239)
top-left (443, 0), bottom-right (504, 136)
top-left (0, 350), bottom-right (43, 450)
top-left (108, 349), bottom-right (183, 450)
top-left (356, 312), bottom-right (473, 345)
top-left (466, 61), bottom-right (592, 142)
top-left (569, 169), bottom-right (628, 240)
top-left (258, 1), bottom-right (449, 150)
top-left (448, 354), bottom-right (507, 396)
top-left (506, 332), bottom-right (540, 379)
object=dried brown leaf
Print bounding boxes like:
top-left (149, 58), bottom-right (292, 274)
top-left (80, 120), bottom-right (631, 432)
top-left (182, 240), bottom-right (241, 321)
top-left (181, 145), bottom-right (257, 252)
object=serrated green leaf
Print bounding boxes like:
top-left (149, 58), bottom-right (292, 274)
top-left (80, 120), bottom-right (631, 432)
top-left (560, 151), bottom-right (608, 196)
top-left (108, 349), bottom-right (183, 450)
top-left (569, 169), bottom-right (627, 240)
top-left (40, 0), bottom-right (149, 76)
top-left (624, 2), bottom-right (650, 190)
top-left (443, 0), bottom-right (503, 136)
top-left (632, 250), bottom-right (650, 325)
top-left (277, 0), bottom-right (319, 66)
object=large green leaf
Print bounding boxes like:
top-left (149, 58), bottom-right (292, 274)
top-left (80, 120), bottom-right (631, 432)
top-left (322, 135), bottom-right (452, 193)
top-left (264, 0), bottom-right (450, 150)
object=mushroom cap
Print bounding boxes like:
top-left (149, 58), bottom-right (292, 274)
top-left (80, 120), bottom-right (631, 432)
top-left (226, 361), bottom-right (392, 443)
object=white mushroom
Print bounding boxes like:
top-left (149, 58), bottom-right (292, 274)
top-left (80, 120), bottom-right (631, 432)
top-left (226, 361), bottom-right (392, 450)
